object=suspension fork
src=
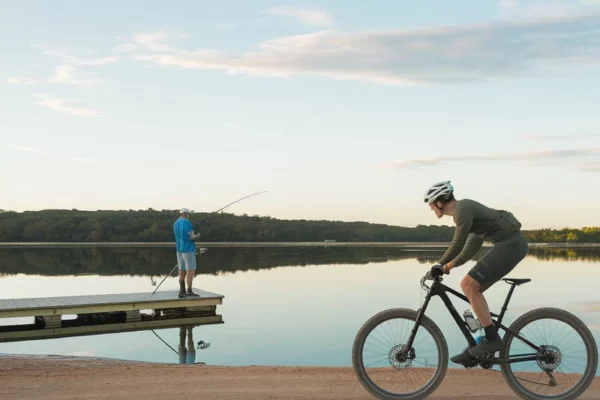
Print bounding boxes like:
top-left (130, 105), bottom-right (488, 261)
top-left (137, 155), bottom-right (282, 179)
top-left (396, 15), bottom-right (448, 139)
top-left (405, 285), bottom-right (436, 350)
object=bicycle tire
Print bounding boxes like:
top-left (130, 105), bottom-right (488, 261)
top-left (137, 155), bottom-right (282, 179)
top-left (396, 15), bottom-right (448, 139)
top-left (500, 307), bottom-right (598, 400)
top-left (352, 308), bottom-right (449, 400)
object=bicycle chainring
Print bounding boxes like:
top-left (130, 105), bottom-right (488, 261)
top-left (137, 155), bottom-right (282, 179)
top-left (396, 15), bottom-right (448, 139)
top-left (388, 344), bottom-right (416, 369)
top-left (478, 353), bottom-right (494, 369)
top-left (537, 345), bottom-right (562, 371)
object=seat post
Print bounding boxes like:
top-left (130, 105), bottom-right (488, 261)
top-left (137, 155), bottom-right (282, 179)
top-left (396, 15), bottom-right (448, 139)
top-left (498, 283), bottom-right (518, 323)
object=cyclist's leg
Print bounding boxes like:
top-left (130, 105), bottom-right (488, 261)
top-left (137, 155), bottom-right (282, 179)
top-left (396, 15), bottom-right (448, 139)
top-left (451, 271), bottom-right (498, 365)
top-left (467, 233), bottom-right (528, 357)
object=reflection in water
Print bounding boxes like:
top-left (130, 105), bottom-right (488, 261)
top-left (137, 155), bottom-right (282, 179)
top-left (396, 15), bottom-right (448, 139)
top-left (151, 326), bottom-right (211, 365)
top-left (1, 245), bottom-right (599, 278)
top-left (0, 246), bottom-right (443, 277)
top-left (525, 246), bottom-right (600, 262)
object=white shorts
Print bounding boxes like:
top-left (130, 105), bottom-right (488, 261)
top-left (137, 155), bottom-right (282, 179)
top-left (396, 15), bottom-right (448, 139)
top-left (176, 251), bottom-right (196, 271)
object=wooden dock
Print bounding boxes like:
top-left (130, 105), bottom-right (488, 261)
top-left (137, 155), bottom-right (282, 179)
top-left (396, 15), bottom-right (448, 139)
top-left (0, 288), bottom-right (224, 343)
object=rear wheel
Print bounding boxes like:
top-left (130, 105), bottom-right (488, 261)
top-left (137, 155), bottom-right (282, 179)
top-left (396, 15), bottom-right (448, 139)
top-left (500, 307), bottom-right (598, 400)
top-left (352, 308), bottom-right (448, 400)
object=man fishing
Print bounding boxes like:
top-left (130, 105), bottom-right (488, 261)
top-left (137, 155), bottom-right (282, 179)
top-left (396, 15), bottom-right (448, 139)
top-left (173, 208), bottom-right (200, 298)
top-left (152, 192), bottom-right (268, 296)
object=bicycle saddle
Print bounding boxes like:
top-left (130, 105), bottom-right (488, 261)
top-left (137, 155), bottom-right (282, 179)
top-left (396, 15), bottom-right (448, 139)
top-left (502, 278), bottom-right (531, 285)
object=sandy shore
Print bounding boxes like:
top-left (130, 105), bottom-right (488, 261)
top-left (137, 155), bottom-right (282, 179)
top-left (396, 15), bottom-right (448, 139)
top-left (1, 355), bottom-right (599, 400)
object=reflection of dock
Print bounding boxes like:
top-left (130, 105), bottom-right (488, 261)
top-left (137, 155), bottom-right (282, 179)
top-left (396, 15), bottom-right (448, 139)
top-left (0, 288), bottom-right (224, 343)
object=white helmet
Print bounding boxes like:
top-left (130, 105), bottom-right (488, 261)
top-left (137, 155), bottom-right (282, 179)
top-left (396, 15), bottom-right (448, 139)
top-left (424, 181), bottom-right (454, 205)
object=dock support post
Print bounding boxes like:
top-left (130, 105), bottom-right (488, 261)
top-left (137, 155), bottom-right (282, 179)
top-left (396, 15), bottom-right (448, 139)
top-left (39, 315), bottom-right (62, 329)
top-left (125, 310), bottom-right (141, 322)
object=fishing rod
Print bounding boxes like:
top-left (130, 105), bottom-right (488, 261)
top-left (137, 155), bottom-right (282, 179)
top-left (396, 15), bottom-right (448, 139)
top-left (151, 329), bottom-right (178, 355)
top-left (151, 190), bottom-right (268, 295)
top-left (193, 190), bottom-right (268, 230)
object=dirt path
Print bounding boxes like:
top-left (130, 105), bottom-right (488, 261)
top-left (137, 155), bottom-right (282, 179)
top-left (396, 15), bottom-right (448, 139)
top-left (1, 355), bottom-right (598, 399)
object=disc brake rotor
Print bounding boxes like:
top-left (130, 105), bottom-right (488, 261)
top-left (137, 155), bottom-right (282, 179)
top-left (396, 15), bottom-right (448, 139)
top-left (388, 344), bottom-right (415, 369)
top-left (537, 345), bottom-right (562, 370)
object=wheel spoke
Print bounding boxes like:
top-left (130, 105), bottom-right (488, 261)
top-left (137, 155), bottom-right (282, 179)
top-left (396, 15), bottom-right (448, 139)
top-left (353, 309), bottom-right (447, 398)
top-left (502, 309), bottom-right (597, 399)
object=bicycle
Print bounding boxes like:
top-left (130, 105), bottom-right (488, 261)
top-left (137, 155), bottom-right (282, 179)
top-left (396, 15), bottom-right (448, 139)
top-left (352, 269), bottom-right (598, 400)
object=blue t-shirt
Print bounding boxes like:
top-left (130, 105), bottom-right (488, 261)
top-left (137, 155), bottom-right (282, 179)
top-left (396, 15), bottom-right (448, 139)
top-left (173, 217), bottom-right (195, 253)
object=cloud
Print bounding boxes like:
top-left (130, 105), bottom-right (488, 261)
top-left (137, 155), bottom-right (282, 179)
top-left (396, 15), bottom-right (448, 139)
top-left (128, 26), bottom-right (189, 53)
top-left (128, 14), bottom-right (600, 86)
top-left (4, 144), bottom-right (47, 155)
top-left (381, 148), bottom-right (600, 169)
top-left (32, 93), bottom-right (104, 117)
top-left (7, 45), bottom-right (114, 86)
top-left (114, 26), bottom-right (189, 54)
top-left (5, 65), bottom-right (103, 86)
top-left (48, 65), bottom-right (103, 85)
top-left (41, 46), bottom-right (118, 66)
top-left (264, 7), bottom-right (334, 26)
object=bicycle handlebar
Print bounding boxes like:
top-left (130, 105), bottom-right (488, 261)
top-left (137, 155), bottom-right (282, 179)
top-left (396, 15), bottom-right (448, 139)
top-left (420, 268), bottom-right (443, 290)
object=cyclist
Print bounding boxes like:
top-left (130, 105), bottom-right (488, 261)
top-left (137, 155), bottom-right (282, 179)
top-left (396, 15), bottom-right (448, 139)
top-left (424, 181), bottom-right (529, 366)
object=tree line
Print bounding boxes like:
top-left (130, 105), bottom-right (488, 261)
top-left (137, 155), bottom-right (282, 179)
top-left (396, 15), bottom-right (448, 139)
top-left (0, 209), bottom-right (599, 243)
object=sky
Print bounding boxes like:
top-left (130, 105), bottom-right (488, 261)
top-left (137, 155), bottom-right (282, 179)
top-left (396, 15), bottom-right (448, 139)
top-left (1, 0), bottom-right (599, 230)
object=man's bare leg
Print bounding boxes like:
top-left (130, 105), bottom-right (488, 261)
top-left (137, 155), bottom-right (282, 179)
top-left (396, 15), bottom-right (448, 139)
top-left (178, 269), bottom-right (186, 296)
top-left (460, 276), bottom-right (493, 327)
top-left (461, 275), bottom-right (504, 357)
top-left (186, 270), bottom-right (194, 291)
top-left (186, 269), bottom-right (199, 296)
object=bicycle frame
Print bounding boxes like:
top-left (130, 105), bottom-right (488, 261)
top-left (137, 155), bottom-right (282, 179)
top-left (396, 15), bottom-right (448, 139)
top-left (406, 275), bottom-right (542, 365)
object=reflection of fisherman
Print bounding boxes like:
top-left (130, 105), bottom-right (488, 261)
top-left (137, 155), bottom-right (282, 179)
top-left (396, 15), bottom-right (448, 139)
top-left (178, 326), bottom-right (196, 365)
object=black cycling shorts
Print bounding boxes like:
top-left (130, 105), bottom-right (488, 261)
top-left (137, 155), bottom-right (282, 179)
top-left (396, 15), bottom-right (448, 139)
top-left (468, 232), bottom-right (529, 291)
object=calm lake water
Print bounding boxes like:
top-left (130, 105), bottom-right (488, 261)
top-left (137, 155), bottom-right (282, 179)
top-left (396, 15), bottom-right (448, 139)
top-left (1, 245), bottom-right (599, 372)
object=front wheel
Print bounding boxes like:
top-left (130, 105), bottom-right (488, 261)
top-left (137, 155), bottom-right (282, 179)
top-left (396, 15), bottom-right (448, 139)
top-left (500, 307), bottom-right (598, 400)
top-left (352, 308), bottom-right (449, 400)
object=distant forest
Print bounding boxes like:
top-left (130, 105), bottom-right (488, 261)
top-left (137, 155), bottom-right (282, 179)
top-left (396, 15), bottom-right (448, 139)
top-left (0, 209), bottom-right (599, 243)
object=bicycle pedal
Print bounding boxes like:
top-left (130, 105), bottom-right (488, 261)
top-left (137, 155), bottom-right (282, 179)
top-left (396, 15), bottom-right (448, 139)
top-left (462, 360), bottom-right (480, 369)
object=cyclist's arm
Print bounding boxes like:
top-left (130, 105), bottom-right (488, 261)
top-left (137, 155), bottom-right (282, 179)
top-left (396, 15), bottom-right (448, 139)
top-left (448, 233), bottom-right (484, 268)
top-left (438, 207), bottom-right (473, 265)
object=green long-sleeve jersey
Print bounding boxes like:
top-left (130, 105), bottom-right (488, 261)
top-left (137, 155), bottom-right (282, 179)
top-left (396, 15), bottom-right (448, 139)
top-left (438, 199), bottom-right (523, 268)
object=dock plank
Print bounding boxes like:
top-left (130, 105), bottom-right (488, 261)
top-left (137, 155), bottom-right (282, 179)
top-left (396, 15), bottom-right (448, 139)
top-left (0, 299), bottom-right (19, 310)
top-left (23, 298), bottom-right (41, 308)
top-left (31, 297), bottom-right (51, 308)
top-left (0, 288), bottom-right (223, 319)
top-left (10, 299), bottom-right (30, 310)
